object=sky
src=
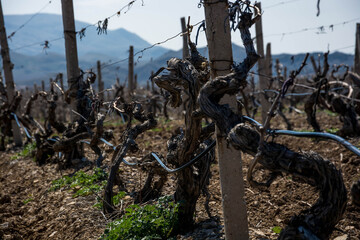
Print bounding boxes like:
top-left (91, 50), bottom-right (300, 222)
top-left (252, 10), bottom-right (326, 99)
top-left (2, 0), bottom-right (360, 55)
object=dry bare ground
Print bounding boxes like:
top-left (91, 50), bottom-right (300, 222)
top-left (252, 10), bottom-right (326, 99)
top-left (0, 110), bottom-right (359, 239)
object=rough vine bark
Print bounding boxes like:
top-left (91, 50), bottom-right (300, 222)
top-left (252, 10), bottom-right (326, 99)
top-left (197, 9), bottom-right (347, 240)
top-left (103, 102), bottom-right (157, 214)
top-left (152, 38), bottom-right (214, 229)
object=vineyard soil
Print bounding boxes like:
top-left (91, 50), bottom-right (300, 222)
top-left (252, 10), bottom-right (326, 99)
top-left (0, 110), bottom-right (359, 239)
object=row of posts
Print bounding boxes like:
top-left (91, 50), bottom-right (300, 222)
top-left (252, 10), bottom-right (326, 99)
top-left (1, 0), bottom-right (360, 239)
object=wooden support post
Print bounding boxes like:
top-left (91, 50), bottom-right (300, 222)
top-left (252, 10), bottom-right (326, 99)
top-left (0, 0), bottom-right (23, 146)
top-left (59, 74), bottom-right (64, 92)
top-left (151, 71), bottom-right (155, 93)
top-left (40, 80), bottom-right (46, 119)
top-left (25, 87), bottom-right (29, 99)
top-left (49, 78), bottom-right (54, 92)
top-left (59, 73), bottom-right (67, 122)
top-left (61, 0), bottom-right (83, 164)
top-left (134, 74), bottom-right (138, 90)
top-left (181, 17), bottom-right (190, 60)
top-left (146, 79), bottom-right (150, 91)
top-left (33, 84), bottom-right (39, 118)
top-left (355, 23), bottom-right (360, 74)
top-left (275, 59), bottom-right (280, 77)
top-left (128, 45), bottom-right (134, 97)
top-left (275, 59), bottom-right (282, 88)
top-left (265, 42), bottom-right (272, 82)
top-left (61, 0), bottom-right (80, 119)
top-left (204, 1), bottom-right (249, 239)
top-left (97, 60), bottom-right (104, 100)
top-left (255, 2), bottom-right (270, 123)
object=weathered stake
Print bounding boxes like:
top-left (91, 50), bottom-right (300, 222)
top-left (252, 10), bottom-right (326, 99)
top-left (0, 0), bottom-right (23, 146)
top-left (181, 17), bottom-right (190, 60)
top-left (97, 60), bottom-right (104, 100)
top-left (151, 71), bottom-right (155, 93)
top-left (265, 42), bottom-right (272, 82)
top-left (58, 73), bottom-right (67, 122)
top-left (255, 2), bottom-right (270, 123)
top-left (128, 45), bottom-right (134, 97)
top-left (355, 23), bottom-right (360, 74)
top-left (61, 0), bottom-right (80, 119)
top-left (204, 0), bottom-right (249, 239)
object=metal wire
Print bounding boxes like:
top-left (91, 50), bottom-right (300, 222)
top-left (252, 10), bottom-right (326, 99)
top-left (7, 0), bottom-right (54, 40)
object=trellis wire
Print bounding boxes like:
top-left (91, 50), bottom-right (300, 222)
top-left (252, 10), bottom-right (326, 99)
top-left (262, 16), bottom-right (360, 39)
top-left (99, 20), bottom-right (204, 70)
top-left (7, 0), bottom-right (54, 40)
top-left (10, 0), bottom-right (143, 51)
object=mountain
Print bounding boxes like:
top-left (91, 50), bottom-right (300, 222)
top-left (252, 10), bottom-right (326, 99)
top-left (273, 52), bottom-right (355, 76)
top-left (132, 46), bottom-right (355, 86)
top-left (8, 45), bottom-right (356, 89)
top-left (2, 14), bottom-right (356, 89)
top-left (4, 14), bottom-right (168, 60)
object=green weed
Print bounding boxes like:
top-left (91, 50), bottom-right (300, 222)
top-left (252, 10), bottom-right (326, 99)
top-left (93, 191), bottom-right (126, 210)
top-left (272, 226), bottom-right (282, 234)
top-left (23, 198), bottom-right (33, 204)
top-left (323, 109), bottom-right (338, 117)
top-left (50, 168), bottom-right (108, 197)
top-left (101, 196), bottom-right (179, 240)
top-left (150, 128), bottom-right (162, 132)
top-left (325, 127), bottom-right (339, 134)
top-left (11, 142), bottom-right (36, 160)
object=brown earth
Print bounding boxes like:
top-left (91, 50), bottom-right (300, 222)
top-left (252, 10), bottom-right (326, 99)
top-left (0, 109), bottom-right (359, 240)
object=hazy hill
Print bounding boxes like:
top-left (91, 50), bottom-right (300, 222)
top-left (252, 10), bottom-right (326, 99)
top-left (9, 45), bottom-right (356, 89)
top-left (5, 14), bottom-right (167, 60)
top-left (2, 14), bottom-right (356, 89)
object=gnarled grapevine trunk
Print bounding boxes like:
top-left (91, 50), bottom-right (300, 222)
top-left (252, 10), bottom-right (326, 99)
top-left (153, 40), bottom-right (215, 229)
top-left (197, 9), bottom-right (347, 240)
top-left (103, 103), bottom-right (157, 214)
